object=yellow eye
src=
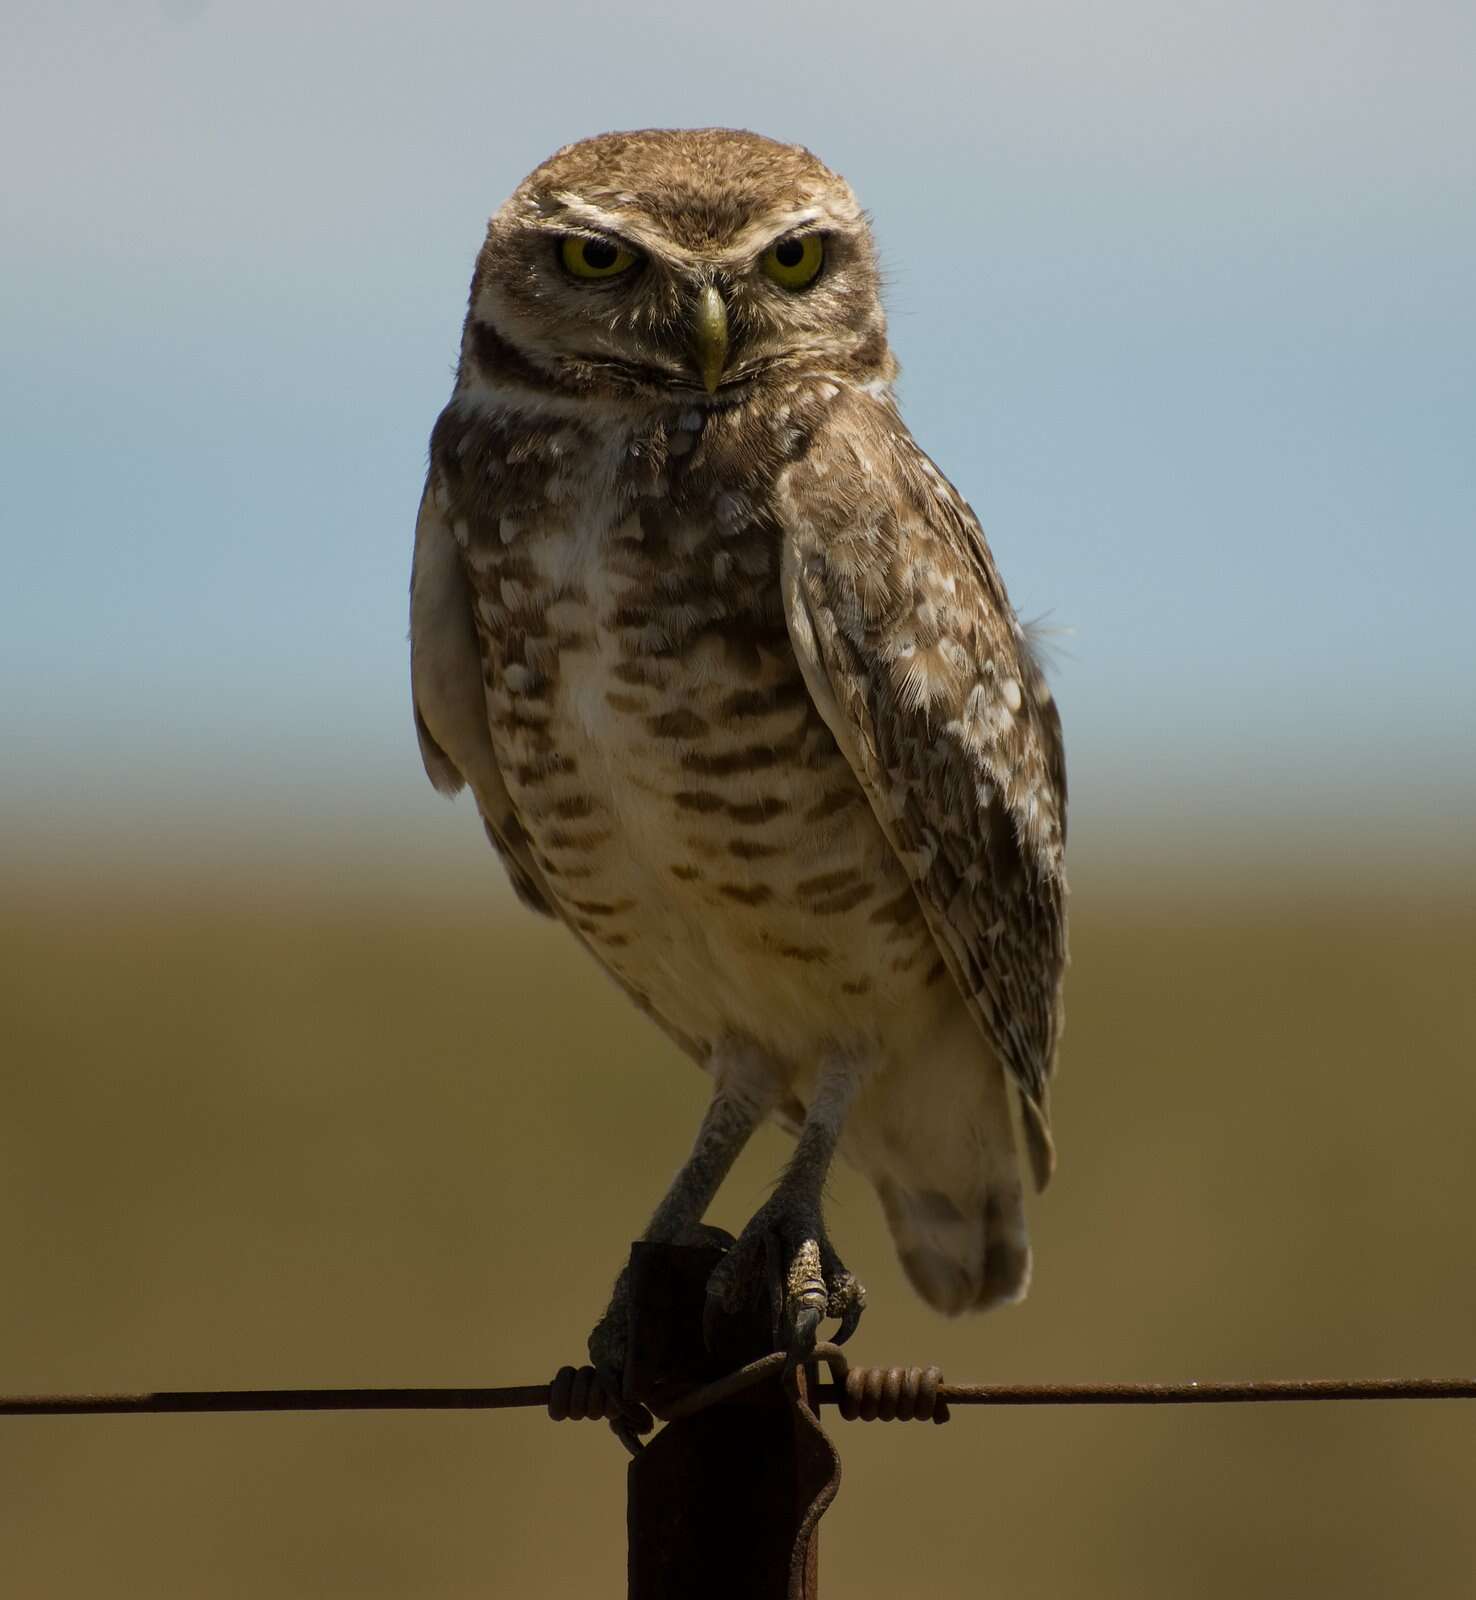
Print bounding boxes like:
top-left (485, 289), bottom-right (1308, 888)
top-left (761, 233), bottom-right (824, 289)
top-left (560, 235), bottom-right (638, 279)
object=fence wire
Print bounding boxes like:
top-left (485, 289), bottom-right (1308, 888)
top-left (6, 1366), bottom-right (1475, 1419)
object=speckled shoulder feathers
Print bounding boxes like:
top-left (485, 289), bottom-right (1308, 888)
top-left (778, 388), bottom-right (1068, 1177)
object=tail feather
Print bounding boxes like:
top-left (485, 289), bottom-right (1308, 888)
top-left (853, 1010), bottom-right (1037, 1315)
top-left (878, 1174), bottom-right (1031, 1314)
top-left (1020, 1089), bottom-right (1056, 1192)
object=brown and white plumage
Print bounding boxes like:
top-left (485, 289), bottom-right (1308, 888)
top-left (411, 128), bottom-right (1067, 1349)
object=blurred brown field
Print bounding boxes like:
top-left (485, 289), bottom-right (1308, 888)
top-left (2, 852), bottom-right (1474, 1598)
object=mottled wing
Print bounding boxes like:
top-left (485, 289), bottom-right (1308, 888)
top-left (779, 398), bottom-right (1068, 1185)
top-left (410, 474), bottom-right (555, 916)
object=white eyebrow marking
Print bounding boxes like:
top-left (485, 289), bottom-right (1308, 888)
top-left (738, 208), bottom-right (830, 256)
top-left (534, 197), bottom-right (667, 257)
top-left (547, 194), bottom-right (639, 235)
top-left (765, 207), bottom-right (826, 236)
top-left (533, 198), bottom-right (840, 269)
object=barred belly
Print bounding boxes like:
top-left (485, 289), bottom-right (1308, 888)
top-left (468, 505), bottom-right (949, 1081)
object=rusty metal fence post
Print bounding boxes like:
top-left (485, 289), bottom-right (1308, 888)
top-left (623, 1242), bottom-right (841, 1599)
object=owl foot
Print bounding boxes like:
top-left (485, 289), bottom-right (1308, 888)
top-left (583, 1269), bottom-right (657, 1450)
top-left (587, 1225), bottom-right (738, 1445)
top-left (586, 1274), bottom-right (632, 1390)
top-left (703, 1198), bottom-right (866, 1367)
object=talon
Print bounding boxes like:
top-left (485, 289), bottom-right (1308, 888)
top-left (787, 1304), bottom-right (822, 1371)
top-left (701, 1200), bottom-right (863, 1364)
top-left (611, 1417), bottom-right (646, 1456)
top-left (833, 1296), bottom-right (864, 1346)
top-left (613, 1397), bottom-right (654, 1439)
top-left (586, 1268), bottom-right (657, 1449)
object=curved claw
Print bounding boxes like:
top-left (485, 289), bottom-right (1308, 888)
top-left (785, 1304), bottom-right (823, 1375)
top-left (592, 1358), bottom-right (653, 1445)
top-left (702, 1202), bottom-right (866, 1366)
top-left (832, 1296), bottom-right (864, 1346)
top-left (610, 1414), bottom-right (649, 1456)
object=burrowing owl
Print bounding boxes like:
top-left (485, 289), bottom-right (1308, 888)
top-left (410, 128), bottom-right (1067, 1378)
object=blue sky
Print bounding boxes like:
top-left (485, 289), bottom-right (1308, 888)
top-left (3, 0), bottom-right (1473, 880)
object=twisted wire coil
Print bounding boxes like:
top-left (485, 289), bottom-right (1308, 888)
top-left (546, 1365), bottom-right (620, 1424)
top-left (545, 1343), bottom-right (950, 1440)
top-left (833, 1362), bottom-right (949, 1423)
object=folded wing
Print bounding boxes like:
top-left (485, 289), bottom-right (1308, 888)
top-left (777, 401), bottom-right (1068, 1185)
top-left (409, 476), bottom-right (555, 917)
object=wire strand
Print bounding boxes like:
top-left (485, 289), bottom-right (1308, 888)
top-left (5, 1373), bottom-right (1475, 1418)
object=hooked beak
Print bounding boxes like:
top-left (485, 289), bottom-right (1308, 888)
top-left (691, 284), bottom-right (729, 394)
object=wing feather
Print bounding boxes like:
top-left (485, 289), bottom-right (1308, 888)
top-left (410, 476), bottom-right (555, 916)
top-left (779, 397), bottom-right (1068, 1185)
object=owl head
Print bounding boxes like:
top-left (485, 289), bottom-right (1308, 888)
top-left (462, 128), bottom-right (895, 406)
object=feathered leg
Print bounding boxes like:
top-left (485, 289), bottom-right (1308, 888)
top-left (588, 1042), bottom-right (776, 1380)
top-left (704, 1049), bottom-right (868, 1364)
